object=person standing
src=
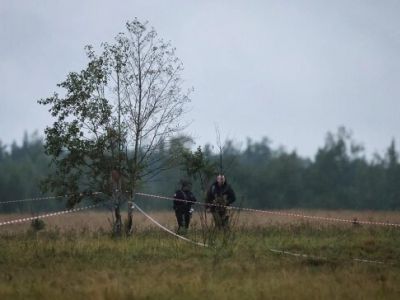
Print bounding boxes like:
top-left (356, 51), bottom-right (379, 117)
top-left (173, 180), bottom-right (197, 233)
top-left (206, 174), bottom-right (236, 229)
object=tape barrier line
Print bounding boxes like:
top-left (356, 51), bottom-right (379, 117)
top-left (132, 202), bottom-right (208, 247)
top-left (133, 198), bottom-right (388, 263)
top-left (0, 192), bottom-right (103, 205)
top-left (269, 248), bottom-right (327, 261)
top-left (352, 258), bottom-right (385, 265)
top-left (135, 192), bottom-right (400, 228)
top-left (0, 195), bottom-right (65, 205)
top-left (269, 248), bottom-right (387, 265)
top-left (0, 202), bottom-right (106, 227)
top-left (1, 192), bottom-right (389, 264)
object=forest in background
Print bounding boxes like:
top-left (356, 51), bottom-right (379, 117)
top-left (1, 127), bottom-right (399, 213)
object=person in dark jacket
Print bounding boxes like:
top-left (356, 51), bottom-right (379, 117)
top-left (206, 174), bottom-right (236, 229)
top-left (173, 180), bottom-right (197, 232)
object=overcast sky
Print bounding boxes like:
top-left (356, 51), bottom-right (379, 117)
top-left (1, 0), bottom-right (400, 158)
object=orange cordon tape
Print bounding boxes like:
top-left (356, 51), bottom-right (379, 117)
top-left (135, 192), bottom-right (400, 228)
top-left (0, 192), bottom-right (103, 205)
top-left (0, 202), bottom-right (105, 227)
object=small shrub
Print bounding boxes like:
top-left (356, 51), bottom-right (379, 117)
top-left (31, 218), bottom-right (46, 231)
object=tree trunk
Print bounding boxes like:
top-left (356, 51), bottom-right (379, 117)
top-left (126, 200), bottom-right (134, 236)
top-left (113, 202), bottom-right (122, 237)
top-left (112, 172), bottom-right (122, 237)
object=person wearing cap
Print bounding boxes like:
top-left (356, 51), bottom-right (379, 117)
top-left (206, 174), bottom-right (236, 229)
top-left (173, 180), bottom-right (197, 233)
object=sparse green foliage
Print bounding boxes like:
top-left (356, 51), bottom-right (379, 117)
top-left (37, 19), bottom-right (191, 217)
top-left (181, 146), bottom-right (217, 192)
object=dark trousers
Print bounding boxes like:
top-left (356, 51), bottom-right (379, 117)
top-left (212, 208), bottom-right (230, 229)
top-left (175, 209), bottom-right (191, 229)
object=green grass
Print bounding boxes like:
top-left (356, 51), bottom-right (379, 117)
top-left (0, 224), bottom-right (399, 299)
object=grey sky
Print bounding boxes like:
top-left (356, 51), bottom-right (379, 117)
top-left (1, 0), bottom-right (399, 158)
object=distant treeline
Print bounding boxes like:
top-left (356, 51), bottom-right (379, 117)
top-left (1, 127), bottom-right (399, 212)
top-left (0, 132), bottom-right (59, 213)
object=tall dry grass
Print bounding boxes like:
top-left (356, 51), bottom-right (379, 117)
top-left (1, 207), bottom-right (400, 233)
top-left (0, 217), bottom-right (399, 300)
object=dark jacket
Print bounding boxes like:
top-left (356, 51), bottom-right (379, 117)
top-left (206, 181), bottom-right (236, 211)
top-left (173, 189), bottom-right (197, 211)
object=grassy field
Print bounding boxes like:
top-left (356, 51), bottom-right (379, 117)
top-left (0, 209), bottom-right (400, 299)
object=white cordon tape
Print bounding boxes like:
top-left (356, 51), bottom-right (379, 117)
top-left (135, 192), bottom-right (400, 228)
top-left (353, 258), bottom-right (385, 265)
top-left (132, 202), bottom-right (208, 247)
top-left (0, 202), bottom-right (104, 227)
top-left (269, 248), bottom-right (387, 265)
top-left (269, 248), bottom-right (327, 261)
top-left (134, 200), bottom-right (387, 265)
top-left (0, 195), bottom-right (65, 205)
top-left (0, 194), bottom-right (389, 265)
top-left (0, 192), bottom-right (103, 205)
